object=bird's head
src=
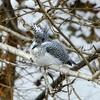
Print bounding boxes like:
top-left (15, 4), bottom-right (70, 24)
top-left (32, 24), bottom-right (50, 44)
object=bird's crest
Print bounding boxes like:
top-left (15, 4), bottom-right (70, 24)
top-left (32, 24), bottom-right (44, 35)
top-left (31, 24), bottom-right (50, 43)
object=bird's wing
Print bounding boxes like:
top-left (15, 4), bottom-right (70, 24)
top-left (44, 41), bottom-right (76, 65)
top-left (44, 41), bottom-right (70, 64)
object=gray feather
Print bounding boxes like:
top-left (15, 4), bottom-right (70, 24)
top-left (44, 41), bottom-right (76, 65)
top-left (31, 24), bottom-right (76, 66)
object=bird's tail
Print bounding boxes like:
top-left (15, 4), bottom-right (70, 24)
top-left (67, 59), bottom-right (77, 66)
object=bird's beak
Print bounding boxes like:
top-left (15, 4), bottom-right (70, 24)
top-left (32, 43), bottom-right (39, 49)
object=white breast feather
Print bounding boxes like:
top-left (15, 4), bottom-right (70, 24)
top-left (31, 51), bottom-right (62, 66)
top-left (30, 41), bottom-right (62, 66)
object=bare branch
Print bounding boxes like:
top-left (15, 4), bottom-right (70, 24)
top-left (40, 67), bottom-right (53, 94)
top-left (92, 70), bottom-right (100, 79)
top-left (0, 25), bottom-right (31, 42)
top-left (15, 10), bottom-right (35, 36)
top-left (0, 42), bottom-right (30, 60)
top-left (0, 42), bottom-right (99, 86)
top-left (36, 0), bottom-right (95, 74)
top-left (48, 65), bottom-right (100, 85)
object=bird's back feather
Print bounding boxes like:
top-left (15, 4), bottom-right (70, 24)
top-left (42, 40), bottom-right (76, 65)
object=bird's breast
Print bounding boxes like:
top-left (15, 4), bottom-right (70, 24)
top-left (30, 47), bottom-right (62, 66)
top-left (38, 53), bottom-right (62, 66)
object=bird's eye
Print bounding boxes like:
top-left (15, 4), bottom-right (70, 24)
top-left (42, 38), bottom-right (44, 42)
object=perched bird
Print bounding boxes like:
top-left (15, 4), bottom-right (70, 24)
top-left (30, 25), bottom-right (76, 66)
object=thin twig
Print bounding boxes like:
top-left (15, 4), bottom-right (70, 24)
top-left (0, 25), bottom-right (31, 42)
top-left (40, 67), bottom-right (53, 94)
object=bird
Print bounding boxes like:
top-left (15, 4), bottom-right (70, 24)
top-left (30, 25), bottom-right (76, 66)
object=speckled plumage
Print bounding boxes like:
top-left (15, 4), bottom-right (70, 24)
top-left (30, 24), bottom-right (76, 66)
top-left (45, 41), bottom-right (71, 64)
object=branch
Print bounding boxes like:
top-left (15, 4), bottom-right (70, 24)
top-left (0, 42), bottom-right (30, 60)
top-left (35, 54), bottom-right (98, 100)
top-left (0, 25), bottom-right (31, 42)
top-left (92, 70), bottom-right (100, 79)
top-left (35, 63), bottom-right (100, 100)
top-left (40, 67), bottom-right (53, 94)
top-left (36, 0), bottom-right (95, 74)
top-left (48, 65), bottom-right (100, 85)
top-left (15, 10), bottom-right (35, 36)
top-left (0, 42), bottom-right (99, 84)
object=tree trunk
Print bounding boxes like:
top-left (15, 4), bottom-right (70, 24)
top-left (0, 0), bottom-right (18, 100)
